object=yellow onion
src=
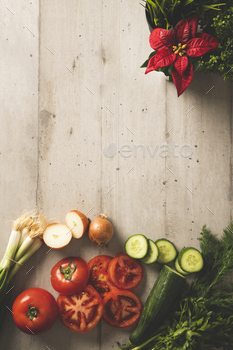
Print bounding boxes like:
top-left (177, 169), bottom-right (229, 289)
top-left (88, 213), bottom-right (114, 247)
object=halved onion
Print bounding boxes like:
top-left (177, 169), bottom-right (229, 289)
top-left (43, 223), bottom-right (72, 249)
top-left (65, 210), bottom-right (89, 239)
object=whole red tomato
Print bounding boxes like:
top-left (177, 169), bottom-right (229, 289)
top-left (51, 257), bottom-right (89, 295)
top-left (12, 288), bottom-right (58, 335)
top-left (88, 255), bottom-right (117, 298)
top-left (57, 285), bottom-right (103, 333)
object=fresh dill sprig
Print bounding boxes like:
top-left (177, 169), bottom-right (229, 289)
top-left (191, 224), bottom-right (233, 297)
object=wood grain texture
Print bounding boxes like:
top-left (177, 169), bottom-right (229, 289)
top-left (0, 0), bottom-right (233, 349)
top-left (0, 1), bottom-right (39, 347)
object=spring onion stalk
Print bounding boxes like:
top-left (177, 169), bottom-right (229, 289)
top-left (18, 227), bottom-right (30, 247)
top-left (0, 211), bottom-right (48, 317)
top-left (0, 237), bottom-right (44, 322)
top-left (14, 214), bottom-right (47, 261)
top-left (0, 230), bottom-right (21, 271)
top-left (0, 221), bottom-right (22, 292)
top-left (14, 236), bottom-right (34, 261)
top-left (9, 238), bottom-right (43, 281)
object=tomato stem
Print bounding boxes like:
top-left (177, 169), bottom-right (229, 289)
top-left (59, 259), bottom-right (76, 281)
top-left (25, 301), bottom-right (39, 321)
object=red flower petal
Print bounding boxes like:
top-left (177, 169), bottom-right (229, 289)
top-left (145, 49), bottom-right (176, 74)
top-left (197, 32), bottom-right (219, 50)
top-left (186, 37), bottom-right (219, 57)
top-left (187, 14), bottom-right (199, 39)
top-left (150, 28), bottom-right (176, 50)
top-left (174, 20), bottom-right (190, 44)
top-left (174, 55), bottom-right (189, 76)
top-left (173, 14), bottom-right (199, 43)
top-left (160, 29), bottom-right (176, 49)
top-left (172, 62), bottom-right (193, 97)
top-left (145, 54), bottom-right (159, 74)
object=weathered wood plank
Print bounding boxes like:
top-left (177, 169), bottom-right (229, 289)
top-left (100, 2), bottom-right (167, 349)
top-left (0, 1), bottom-right (39, 347)
top-left (165, 72), bottom-right (233, 251)
top-left (37, 1), bottom-right (105, 349)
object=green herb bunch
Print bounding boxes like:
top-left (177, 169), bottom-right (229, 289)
top-left (118, 224), bottom-right (233, 350)
top-left (199, 3), bottom-right (233, 81)
top-left (143, 0), bottom-right (225, 30)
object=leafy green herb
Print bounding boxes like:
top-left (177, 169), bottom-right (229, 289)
top-left (118, 223), bottom-right (233, 350)
top-left (191, 224), bottom-right (233, 297)
top-left (142, 0), bottom-right (225, 30)
top-left (199, 5), bottom-right (233, 81)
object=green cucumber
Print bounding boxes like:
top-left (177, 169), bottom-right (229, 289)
top-left (129, 265), bottom-right (186, 345)
top-left (174, 257), bottom-right (189, 276)
top-left (140, 239), bottom-right (158, 264)
top-left (178, 247), bottom-right (204, 273)
top-left (124, 234), bottom-right (148, 259)
top-left (155, 238), bottom-right (177, 264)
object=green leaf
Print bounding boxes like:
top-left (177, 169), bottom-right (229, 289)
top-left (202, 4), bottom-right (226, 11)
top-left (189, 57), bottom-right (201, 72)
top-left (168, 64), bottom-right (173, 76)
top-left (140, 51), bottom-right (157, 68)
top-left (183, 0), bottom-right (194, 7)
top-left (146, 3), bottom-right (156, 28)
top-left (173, 327), bottom-right (189, 338)
top-left (146, 0), bottom-right (158, 11)
top-left (196, 316), bottom-right (204, 326)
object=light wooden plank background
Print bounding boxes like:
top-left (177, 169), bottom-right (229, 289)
top-left (1, 1), bottom-right (232, 349)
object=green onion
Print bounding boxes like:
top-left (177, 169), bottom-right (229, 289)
top-left (14, 236), bottom-right (34, 261)
top-left (18, 227), bottom-right (30, 247)
top-left (0, 211), bottom-right (48, 326)
top-left (9, 238), bottom-right (43, 281)
top-left (0, 230), bottom-right (21, 271)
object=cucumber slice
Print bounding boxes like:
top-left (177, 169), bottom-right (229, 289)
top-left (141, 239), bottom-right (159, 264)
top-left (178, 247), bottom-right (204, 273)
top-left (125, 234), bottom-right (148, 259)
top-left (174, 257), bottom-right (189, 276)
top-left (155, 239), bottom-right (177, 264)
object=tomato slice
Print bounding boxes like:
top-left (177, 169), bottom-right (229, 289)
top-left (88, 255), bottom-right (117, 298)
top-left (102, 289), bottom-right (142, 328)
top-left (57, 285), bottom-right (103, 333)
top-left (108, 254), bottom-right (143, 290)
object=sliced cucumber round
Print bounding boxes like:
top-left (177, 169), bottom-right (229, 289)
top-left (155, 239), bottom-right (177, 264)
top-left (141, 239), bottom-right (159, 264)
top-left (178, 247), bottom-right (204, 273)
top-left (125, 234), bottom-right (149, 259)
top-left (174, 257), bottom-right (189, 276)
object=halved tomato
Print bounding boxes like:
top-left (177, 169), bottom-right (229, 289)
top-left (57, 285), bottom-right (103, 333)
top-left (88, 255), bottom-right (117, 298)
top-left (108, 254), bottom-right (143, 290)
top-left (102, 289), bottom-right (142, 328)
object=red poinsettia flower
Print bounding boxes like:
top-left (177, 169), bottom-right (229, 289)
top-left (145, 15), bottom-right (219, 96)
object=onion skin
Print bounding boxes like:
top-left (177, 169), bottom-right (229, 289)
top-left (88, 214), bottom-right (114, 247)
